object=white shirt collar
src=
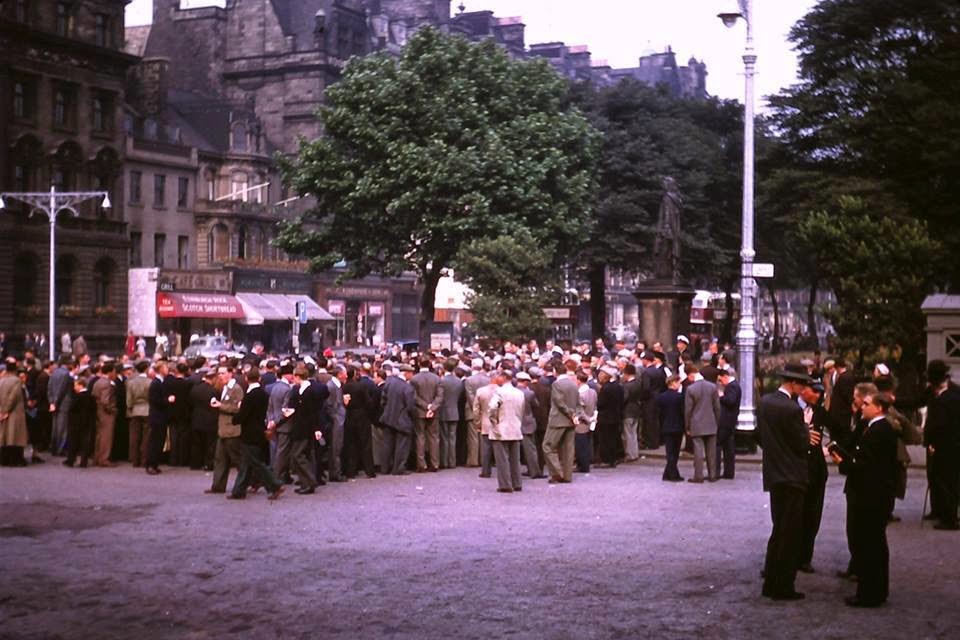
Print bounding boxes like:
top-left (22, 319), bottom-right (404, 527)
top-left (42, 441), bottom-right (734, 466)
top-left (298, 380), bottom-right (311, 392)
top-left (246, 382), bottom-right (261, 392)
top-left (778, 386), bottom-right (792, 398)
top-left (330, 377), bottom-right (341, 388)
top-left (868, 415), bottom-right (885, 427)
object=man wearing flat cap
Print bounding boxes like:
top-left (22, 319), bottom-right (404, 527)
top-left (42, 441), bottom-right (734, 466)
top-left (757, 362), bottom-right (814, 601)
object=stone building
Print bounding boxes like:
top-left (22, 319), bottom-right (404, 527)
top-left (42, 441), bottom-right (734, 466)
top-left (0, 0), bottom-right (138, 355)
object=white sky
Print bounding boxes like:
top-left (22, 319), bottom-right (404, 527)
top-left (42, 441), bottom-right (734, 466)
top-left (125, 0), bottom-right (817, 104)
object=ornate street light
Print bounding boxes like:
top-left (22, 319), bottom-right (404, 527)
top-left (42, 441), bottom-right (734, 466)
top-left (718, 0), bottom-right (758, 435)
top-left (0, 186), bottom-right (110, 362)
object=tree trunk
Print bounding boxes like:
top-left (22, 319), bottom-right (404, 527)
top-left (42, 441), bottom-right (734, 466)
top-left (721, 278), bottom-right (735, 344)
top-left (589, 263), bottom-right (606, 341)
top-left (767, 282), bottom-right (781, 355)
top-left (806, 278), bottom-right (819, 346)
top-left (418, 267), bottom-right (443, 351)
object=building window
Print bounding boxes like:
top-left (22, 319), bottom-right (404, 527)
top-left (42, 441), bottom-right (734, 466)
top-left (178, 236), bottom-right (189, 269)
top-left (93, 258), bottom-right (114, 308)
top-left (94, 13), bottom-right (110, 47)
top-left (208, 223), bottom-right (229, 264)
top-left (15, 0), bottom-right (27, 23)
top-left (51, 168), bottom-right (67, 191)
top-left (231, 173), bottom-right (248, 201)
top-left (13, 253), bottom-right (39, 307)
top-left (92, 98), bottom-right (104, 131)
top-left (129, 171), bottom-right (142, 203)
top-left (55, 255), bottom-right (77, 307)
top-left (154, 233), bottom-right (166, 268)
top-left (91, 94), bottom-right (112, 132)
top-left (231, 122), bottom-right (248, 152)
top-left (177, 177), bottom-right (189, 208)
top-left (130, 232), bottom-right (142, 267)
top-left (56, 2), bottom-right (72, 37)
top-left (13, 82), bottom-right (25, 118)
top-left (13, 164), bottom-right (28, 191)
top-left (206, 175), bottom-right (215, 200)
top-left (54, 91), bottom-right (66, 126)
top-left (153, 174), bottom-right (166, 207)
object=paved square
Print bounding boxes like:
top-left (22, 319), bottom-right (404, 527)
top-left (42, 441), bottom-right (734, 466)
top-left (0, 460), bottom-right (955, 639)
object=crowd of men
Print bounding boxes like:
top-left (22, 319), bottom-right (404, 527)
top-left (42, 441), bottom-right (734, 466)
top-left (2, 332), bottom-right (958, 605)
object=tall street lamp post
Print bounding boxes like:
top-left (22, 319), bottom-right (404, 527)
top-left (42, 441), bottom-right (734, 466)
top-left (718, 0), bottom-right (758, 436)
top-left (0, 186), bottom-right (111, 362)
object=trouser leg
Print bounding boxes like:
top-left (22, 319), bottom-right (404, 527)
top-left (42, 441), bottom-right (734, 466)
top-left (542, 426), bottom-right (564, 480)
top-left (465, 424), bottom-right (480, 467)
top-left (480, 434), bottom-right (493, 476)
top-left (692, 436), bottom-right (706, 481)
top-left (622, 416), bottom-right (639, 461)
top-left (394, 431), bottom-right (412, 474)
top-left (763, 484), bottom-right (806, 596)
top-left (492, 440), bottom-right (511, 490)
top-left (509, 440), bottom-right (522, 490)
top-left (145, 422), bottom-right (166, 469)
top-left (521, 434), bottom-right (540, 477)
top-left (94, 417), bottom-right (115, 466)
top-left (855, 505), bottom-right (890, 603)
top-left (574, 432), bottom-right (592, 472)
top-left (704, 434), bottom-right (718, 480)
top-left (371, 422), bottom-right (383, 468)
top-left (799, 476), bottom-right (827, 567)
top-left (559, 428), bottom-right (575, 481)
top-left (210, 438), bottom-right (229, 491)
top-left (426, 417), bottom-right (440, 470)
top-left (414, 417), bottom-right (428, 470)
top-left (289, 438), bottom-right (318, 489)
top-left (440, 421), bottom-right (457, 468)
top-left (128, 416), bottom-right (145, 466)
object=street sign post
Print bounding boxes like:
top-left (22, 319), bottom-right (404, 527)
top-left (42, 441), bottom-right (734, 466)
top-left (751, 262), bottom-right (775, 279)
top-left (296, 300), bottom-right (307, 324)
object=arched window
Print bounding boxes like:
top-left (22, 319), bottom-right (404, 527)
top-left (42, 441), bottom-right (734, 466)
top-left (237, 225), bottom-right (247, 260)
top-left (231, 173), bottom-right (248, 201)
top-left (13, 253), bottom-right (40, 308)
top-left (92, 97), bottom-right (104, 131)
top-left (54, 90), bottom-right (66, 126)
top-left (231, 122), bottom-right (248, 152)
top-left (55, 255), bottom-right (78, 308)
top-left (93, 258), bottom-right (114, 308)
top-left (208, 223), bottom-right (230, 264)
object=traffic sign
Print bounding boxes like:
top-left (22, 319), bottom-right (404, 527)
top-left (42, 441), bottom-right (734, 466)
top-left (296, 300), bottom-right (307, 324)
top-left (752, 263), bottom-right (775, 279)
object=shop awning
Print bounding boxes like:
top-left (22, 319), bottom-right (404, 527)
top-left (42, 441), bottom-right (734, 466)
top-left (235, 293), bottom-right (290, 325)
top-left (261, 294), bottom-right (335, 322)
top-left (157, 292), bottom-right (246, 319)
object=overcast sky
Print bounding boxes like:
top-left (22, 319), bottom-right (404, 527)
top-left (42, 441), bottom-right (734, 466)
top-left (125, 0), bottom-right (817, 104)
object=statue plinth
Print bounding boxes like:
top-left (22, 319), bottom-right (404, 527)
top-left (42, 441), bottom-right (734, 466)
top-left (632, 279), bottom-right (696, 346)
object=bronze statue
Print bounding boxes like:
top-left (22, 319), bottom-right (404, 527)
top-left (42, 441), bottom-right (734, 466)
top-left (653, 176), bottom-right (682, 282)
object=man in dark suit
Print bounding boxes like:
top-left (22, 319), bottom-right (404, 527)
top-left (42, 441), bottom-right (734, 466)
top-left (924, 360), bottom-right (960, 530)
top-left (189, 368), bottom-right (218, 470)
top-left (797, 381), bottom-right (829, 573)
top-left (529, 366), bottom-right (552, 470)
top-left (281, 364), bottom-right (326, 494)
top-left (379, 364), bottom-right (417, 475)
top-left (410, 359), bottom-right (444, 472)
top-left (716, 368), bottom-right (742, 479)
top-left (167, 362), bottom-right (194, 466)
top-left (827, 359), bottom-right (857, 446)
top-left (596, 367), bottom-right (623, 467)
top-left (228, 368), bottom-right (284, 500)
top-left (342, 365), bottom-right (376, 479)
top-left (832, 391), bottom-right (898, 607)
top-left (145, 361), bottom-right (171, 475)
top-left (757, 362), bottom-right (813, 600)
top-left (438, 359), bottom-right (463, 469)
top-left (639, 351), bottom-right (666, 449)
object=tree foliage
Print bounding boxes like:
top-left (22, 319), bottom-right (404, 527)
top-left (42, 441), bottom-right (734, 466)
top-left (768, 0), bottom-right (960, 285)
top-left (454, 231), bottom-right (555, 342)
top-left (276, 28), bottom-right (600, 345)
top-left (793, 197), bottom-right (942, 363)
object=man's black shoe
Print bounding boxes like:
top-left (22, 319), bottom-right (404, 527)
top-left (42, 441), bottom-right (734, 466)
top-left (294, 487), bottom-right (316, 495)
top-left (845, 596), bottom-right (883, 608)
top-left (770, 591), bottom-right (805, 601)
top-left (798, 564), bottom-right (815, 574)
top-left (933, 522), bottom-right (960, 530)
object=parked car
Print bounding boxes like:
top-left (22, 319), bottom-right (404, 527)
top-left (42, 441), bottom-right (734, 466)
top-left (183, 335), bottom-right (246, 360)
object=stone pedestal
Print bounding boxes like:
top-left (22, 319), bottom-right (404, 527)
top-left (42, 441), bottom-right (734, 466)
top-left (632, 280), bottom-right (696, 346)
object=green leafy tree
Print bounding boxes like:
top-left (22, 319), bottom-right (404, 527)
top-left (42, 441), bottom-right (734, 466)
top-left (793, 197), bottom-right (942, 366)
top-left (571, 81), bottom-right (743, 339)
top-left (769, 0), bottom-right (960, 285)
top-left (276, 28), bottom-right (600, 345)
top-left (454, 231), bottom-right (555, 342)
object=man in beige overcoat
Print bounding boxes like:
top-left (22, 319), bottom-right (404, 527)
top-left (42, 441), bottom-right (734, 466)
top-left (0, 364), bottom-right (28, 466)
top-left (92, 362), bottom-right (119, 467)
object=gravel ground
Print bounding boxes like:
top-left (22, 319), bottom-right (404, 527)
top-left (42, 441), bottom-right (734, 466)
top-left (0, 457), bottom-right (956, 640)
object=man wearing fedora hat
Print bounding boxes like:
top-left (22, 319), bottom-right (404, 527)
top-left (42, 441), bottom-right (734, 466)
top-left (757, 362), bottom-right (814, 600)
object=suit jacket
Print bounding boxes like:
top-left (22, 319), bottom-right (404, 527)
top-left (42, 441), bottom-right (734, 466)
top-left (216, 381), bottom-right (244, 438)
top-left (717, 379), bottom-right (742, 433)
top-left (547, 375), bottom-right (581, 428)
top-left (684, 379), bottom-right (720, 437)
top-left (379, 376), bottom-right (415, 433)
top-left (473, 384), bottom-right (498, 436)
top-left (438, 373), bottom-right (463, 422)
top-left (125, 374), bottom-right (151, 417)
top-left (827, 369), bottom-right (857, 444)
top-left (530, 379), bottom-right (551, 432)
top-left (343, 379), bottom-right (373, 429)
top-left (48, 366), bottom-right (73, 410)
top-left (925, 383), bottom-right (960, 453)
top-left (233, 385), bottom-right (268, 446)
top-left (700, 364), bottom-right (721, 384)
top-left (0, 375), bottom-right (27, 447)
top-left (621, 377), bottom-right (643, 419)
top-left (488, 383), bottom-right (525, 441)
top-left (463, 372), bottom-right (490, 421)
top-left (839, 417), bottom-right (898, 509)
top-left (576, 385), bottom-right (598, 434)
top-left (597, 380), bottom-right (624, 426)
top-left (410, 369), bottom-right (444, 418)
top-left (283, 381), bottom-right (328, 441)
top-left (91, 377), bottom-right (117, 428)
top-left (148, 377), bottom-right (170, 428)
top-left (325, 379), bottom-right (345, 430)
top-left (640, 365), bottom-right (666, 427)
top-left (167, 375), bottom-right (193, 424)
top-left (266, 379), bottom-right (293, 430)
top-left (757, 389), bottom-right (809, 491)
top-left (655, 389), bottom-right (684, 435)
top-left (520, 386), bottom-right (538, 435)
top-left (188, 380), bottom-right (218, 433)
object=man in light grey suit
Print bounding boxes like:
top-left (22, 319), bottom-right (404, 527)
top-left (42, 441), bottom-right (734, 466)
top-left (267, 364), bottom-right (294, 479)
top-left (488, 370), bottom-right (525, 493)
top-left (684, 363), bottom-right (721, 483)
top-left (438, 359), bottom-right (463, 469)
top-left (379, 364), bottom-right (417, 474)
top-left (543, 359), bottom-right (582, 483)
top-left (462, 359), bottom-right (489, 467)
top-left (47, 356), bottom-right (75, 455)
top-left (516, 371), bottom-right (542, 478)
top-left (325, 366), bottom-right (347, 481)
top-left (410, 359), bottom-right (444, 472)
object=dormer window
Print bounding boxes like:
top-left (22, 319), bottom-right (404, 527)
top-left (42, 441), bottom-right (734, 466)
top-left (231, 121), bottom-right (248, 152)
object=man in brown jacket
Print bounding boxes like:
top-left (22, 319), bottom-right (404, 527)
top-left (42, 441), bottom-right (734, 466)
top-left (125, 360), bottom-right (152, 466)
top-left (92, 362), bottom-right (118, 467)
top-left (206, 366), bottom-right (245, 494)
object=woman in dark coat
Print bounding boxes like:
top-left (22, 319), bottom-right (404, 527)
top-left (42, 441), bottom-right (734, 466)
top-left (656, 375), bottom-right (685, 481)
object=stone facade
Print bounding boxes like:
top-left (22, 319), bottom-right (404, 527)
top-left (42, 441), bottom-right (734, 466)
top-left (0, 0), bottom-right (138, 355)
